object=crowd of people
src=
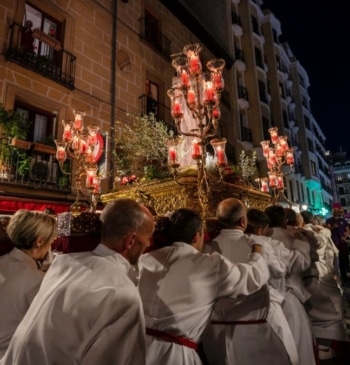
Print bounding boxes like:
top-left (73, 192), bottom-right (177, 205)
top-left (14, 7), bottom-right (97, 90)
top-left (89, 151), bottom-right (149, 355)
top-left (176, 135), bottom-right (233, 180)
top-left (0, 197), bottom-right (349, 364)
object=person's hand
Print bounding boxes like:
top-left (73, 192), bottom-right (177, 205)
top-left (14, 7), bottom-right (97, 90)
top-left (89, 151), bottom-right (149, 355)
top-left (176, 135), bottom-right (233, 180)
top-left (247, 235), bottom-right (266, 247)
top-left (251, 244), bottom-right (263, 255)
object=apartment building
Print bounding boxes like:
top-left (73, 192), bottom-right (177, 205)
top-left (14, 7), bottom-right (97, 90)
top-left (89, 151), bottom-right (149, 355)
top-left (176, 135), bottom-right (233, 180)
top-left (0, 0), bottom-right (333, 215)
top-left (230, 0), bottom-right (333, 214)
top-left (331, 149), bottom-right (350, 217)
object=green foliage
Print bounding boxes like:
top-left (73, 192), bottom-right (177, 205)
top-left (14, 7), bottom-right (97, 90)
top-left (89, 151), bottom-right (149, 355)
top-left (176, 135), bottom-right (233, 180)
top-left (17, 153), bottom-right (31, 177)
top-left (113, 114), bottom-right (174, 180)
top-left (238, 150), bottom-right (258, 185)
top-left (0, 104), bottom-right (30, 139)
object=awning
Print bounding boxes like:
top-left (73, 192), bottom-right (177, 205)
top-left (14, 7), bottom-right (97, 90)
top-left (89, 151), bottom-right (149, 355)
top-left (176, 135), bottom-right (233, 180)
top-left (0, 195), bottom-right (71, 214)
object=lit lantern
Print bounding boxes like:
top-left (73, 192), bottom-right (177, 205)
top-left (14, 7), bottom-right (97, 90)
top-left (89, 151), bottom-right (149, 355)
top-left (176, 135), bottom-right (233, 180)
top-left (191, 138), bottom-right (202, 160)
top-left (210, 138), bottom-right (227, 167)
top-left (86, 167), bottom-right (98, 189)
top-left (180, 70), bottom-right (189, 87)
top-left (167, 88), bottom-right (184, 119)
top-left (62, 120), bottom-right (73, 142)
top-left (73, 110), bottom-right (85, 131)
top-left (278, 135), bottom-right (289, 152)
top-left (87, 125), bottom-right (99, 146)
top-left (276, 143), bottom-right (284, 157)
top-left (268, 172), bottom-right (277, 187)
top-left (260, 140), bottom-right (270, 158)
top-left (167, 140), bottom-right (180, 167)
top-left (286, 149), bottom-right (295, 165)
top-left (268, 148), bottom-right (277, 165)
top-left (276, 175), bottom-right (284, 190)
top-left (55, 141), bottom-right (66, 162)
top-left (260, 177), bottom-right (269, 193)
top-left (187, 88), bottom-right (196, 105)
top-left (203, 81), bottom-right (215, 104)
top-left (93, 176), bottom-right (101, 194)
top-left (268, 127), bottom-right (279, 144)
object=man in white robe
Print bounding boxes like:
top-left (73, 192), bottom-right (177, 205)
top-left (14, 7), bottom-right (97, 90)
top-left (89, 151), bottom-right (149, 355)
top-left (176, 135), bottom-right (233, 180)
top-left (0, 198), bottom-right (155, 365)
top-left (244, 208), bottom-right (299, 365)
top-left (265, 205), bottom-right (316, 365)
top-left (138, 207), bottom-right (269, 365)
top-left (202, 200), bottom-right (294, 365)
top-left (300, 211), bottom-right (350, 361)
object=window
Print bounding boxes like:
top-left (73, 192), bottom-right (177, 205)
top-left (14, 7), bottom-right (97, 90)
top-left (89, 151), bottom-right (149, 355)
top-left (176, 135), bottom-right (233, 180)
top-left (279, 82), bottom-right (285, 98)
top-left (251, 16), bottom-right (260, 35)
top-left (145, 79), bottom-right (159, 115)
top-left (310, 161), bottom-right (317, 175)
top-left (24, 3), bottom-right (63, 58)
top-left (282, 110), bottom-right (288, 128)
top-left (272, 29), bottom-right (279, 44)
top-left (339, 186), bottom-right (345, 195)
top-left (258, 80), bottom-right (267, 103)
top-left (254, 47), bottom-right (264, 69)
top-left (289, 181), bottom-right (294, 202)
top-left (307, 138), bottom-right (315, 153)
top-left (262, 117), bottom-right (270, 140)
top-left (15, 101), bottom-right (56, 143)
top-left (304, 115), bottom-right (311, 130)
top-left (144, 10), bottom-right (161, 51)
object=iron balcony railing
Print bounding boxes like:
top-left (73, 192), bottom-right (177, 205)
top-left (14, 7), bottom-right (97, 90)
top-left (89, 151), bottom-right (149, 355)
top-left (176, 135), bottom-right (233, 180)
top-left (0, 137), bottom-right (72, 193)
top-left (6, 22), bottom-right (76, 89)
top-left (139, 18), bottom-right (171, 60)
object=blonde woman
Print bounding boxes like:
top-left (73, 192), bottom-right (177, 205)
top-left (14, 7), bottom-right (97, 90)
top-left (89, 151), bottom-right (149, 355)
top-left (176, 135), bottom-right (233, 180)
top-left (0, 209), bottom-right (57, 358)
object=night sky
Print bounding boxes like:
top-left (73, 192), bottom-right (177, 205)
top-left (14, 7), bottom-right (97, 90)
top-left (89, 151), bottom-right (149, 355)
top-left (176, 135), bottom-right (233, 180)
top-left (262, 0), bottom-right (350, 156)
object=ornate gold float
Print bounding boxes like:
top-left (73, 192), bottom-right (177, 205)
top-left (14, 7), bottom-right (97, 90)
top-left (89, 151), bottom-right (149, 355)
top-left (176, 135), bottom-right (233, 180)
top-left (100, 175), bottom-right (271, 218)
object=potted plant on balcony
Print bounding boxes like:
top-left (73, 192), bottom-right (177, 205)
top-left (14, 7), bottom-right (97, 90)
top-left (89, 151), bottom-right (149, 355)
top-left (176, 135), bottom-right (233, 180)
top-left (0, 104), bottom-right (32, 149)
top-left (0, 104), bottom-right (32, 178)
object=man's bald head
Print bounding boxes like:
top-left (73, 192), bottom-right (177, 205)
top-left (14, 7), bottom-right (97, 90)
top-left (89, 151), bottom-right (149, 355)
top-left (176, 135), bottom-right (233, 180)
top-left (216, 198), bottom-right (247, 230)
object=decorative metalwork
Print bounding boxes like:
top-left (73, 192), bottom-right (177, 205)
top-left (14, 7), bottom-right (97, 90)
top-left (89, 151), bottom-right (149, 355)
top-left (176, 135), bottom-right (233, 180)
top-left (166, 43), bottom-right (227, 216)
top-left (259, 127), bottom-right (295, 205)
top-left (54, 110), bottom-right (101, 214)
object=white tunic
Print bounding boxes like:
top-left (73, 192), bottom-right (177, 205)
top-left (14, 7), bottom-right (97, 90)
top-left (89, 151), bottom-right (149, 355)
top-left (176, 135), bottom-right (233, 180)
top-left (270, 227), bottom-right (316, 365)
top-left (203, 230), bottom-right (295, 365)
top-left (302, 224), bottom-right (349, 342)
top-left (0, 244), bottom-right (146, 365)
top-left (0, 248), bottom-right (44, 358)
top-left (138, 241), bottom-right (269, 365)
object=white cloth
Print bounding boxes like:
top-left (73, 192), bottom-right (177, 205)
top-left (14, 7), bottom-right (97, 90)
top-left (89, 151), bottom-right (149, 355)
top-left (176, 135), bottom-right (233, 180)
top-left (0, 244), bottom-right (146, 365)
top-left (270, 227), bottom-right (311, 303)
top-left (202, 230), bottom-right (293, 365)
top-left (138, 241), bottom-right (269, 365)
top-left (0, 248), bottom-right (44, 358)
top-left (270, 227), bottom-right (316, 365)
top-left (301, 224), bottom-right (349, 342)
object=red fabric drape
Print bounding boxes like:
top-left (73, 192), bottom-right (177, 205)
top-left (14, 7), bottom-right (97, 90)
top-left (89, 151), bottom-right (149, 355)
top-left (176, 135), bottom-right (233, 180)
top-left (0, 196), bottom-right (71, 214)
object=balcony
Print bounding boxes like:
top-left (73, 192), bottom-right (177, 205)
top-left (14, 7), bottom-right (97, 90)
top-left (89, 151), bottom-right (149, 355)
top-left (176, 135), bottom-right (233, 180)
top-left (232, 13), bottom-right (243, 37)
top-left (0, 137), bottom-right (72, 194)
top-left (139, 18), bottom-right (171, 60)
top-left (6, 22), bottom-right (76, 89)
top-left (234, 49), bottom-right (246, 72)
top-left (138, 95), bottom-right (176, 133)
top-left (237, 86), bottom-right (249, 110)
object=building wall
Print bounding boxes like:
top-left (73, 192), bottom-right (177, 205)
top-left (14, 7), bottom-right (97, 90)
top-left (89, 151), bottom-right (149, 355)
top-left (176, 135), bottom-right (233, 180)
top-left (0, 0), bottom-right (334, 214)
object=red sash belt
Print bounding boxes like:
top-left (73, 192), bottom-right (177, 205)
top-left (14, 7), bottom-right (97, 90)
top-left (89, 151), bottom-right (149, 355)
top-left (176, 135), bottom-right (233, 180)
top-left (211, 319), bottom-right (267, 325)
top-left (146, 327), bottom-right (198, 351)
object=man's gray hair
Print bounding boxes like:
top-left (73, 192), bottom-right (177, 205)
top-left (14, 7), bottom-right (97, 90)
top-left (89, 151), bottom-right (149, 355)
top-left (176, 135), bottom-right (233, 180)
top-left (100, 198), bottom-right (145, 245)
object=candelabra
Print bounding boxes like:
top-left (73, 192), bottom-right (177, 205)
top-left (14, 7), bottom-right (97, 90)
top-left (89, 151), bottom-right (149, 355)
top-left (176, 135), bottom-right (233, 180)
top-left (259, 127), bottom-right (295, 205)
top-left (54, 110), bottom-right (101, 214)
top-left (167, 43), bottom-right (227, 216)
